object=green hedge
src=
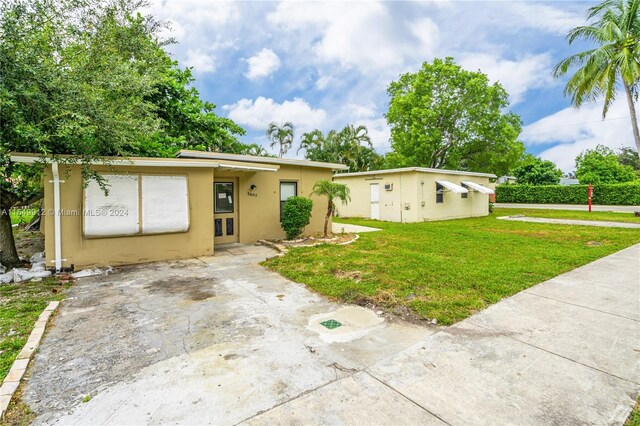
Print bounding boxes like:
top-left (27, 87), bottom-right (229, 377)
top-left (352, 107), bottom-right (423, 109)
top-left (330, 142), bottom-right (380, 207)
top-left (496, 183), bottom-right (640, 205)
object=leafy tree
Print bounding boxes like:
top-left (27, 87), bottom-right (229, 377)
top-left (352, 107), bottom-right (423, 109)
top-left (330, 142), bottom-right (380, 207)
top-left (512, 157), bottom-right (563, 185)
top-left (280, 196), bottom-right (313, 240)
top-left (300, 125), bottom-right (383, 172)
top-left (385, 57), bottom-right (524, 176)
top-left (617, 146), bottom-right (640, 172)
top-left (266, 122), bottom-right (294, 157)
top-left (0, 0), bottom-right (246, 267)
top-left (310, 180), bottom-right (350, 238)
top-left (575, 145), bottom-right (637, 183)
top-left (554, 0), bottom-right (640, 154)
top-left (134, 64), bottom-right (245, 157)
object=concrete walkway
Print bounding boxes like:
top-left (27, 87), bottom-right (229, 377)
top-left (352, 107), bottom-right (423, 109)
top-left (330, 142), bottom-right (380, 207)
top-left (251, 244), bottom-right (640, 425)
top-left (498, 215), bottom-right (640, 228)
top-left (332, 222), bottom-right (382, 234)
top-left (24, 244), bottom-right (640, 425)
top-left (496, 203), bottom-right (640, 213)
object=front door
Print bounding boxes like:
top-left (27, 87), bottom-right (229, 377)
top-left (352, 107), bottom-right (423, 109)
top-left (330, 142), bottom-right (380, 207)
top-left (370, 183), bottom-right (380, 220)
top-left (214, 180), bottom-right (238, 244)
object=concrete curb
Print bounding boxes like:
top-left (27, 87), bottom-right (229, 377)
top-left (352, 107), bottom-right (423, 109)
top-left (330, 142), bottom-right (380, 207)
top-left (0, 300), bottom-right (60, 419)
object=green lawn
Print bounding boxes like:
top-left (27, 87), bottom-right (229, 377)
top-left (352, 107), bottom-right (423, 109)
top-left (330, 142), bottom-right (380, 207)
top-left (495, 207), bottom-right (640, 224)
top-left (264, 214), bottom-right (640, 325)
top-left (0, 278), bottom-right (69, 382)
top-left (628, 399), bottom-right (640, 426)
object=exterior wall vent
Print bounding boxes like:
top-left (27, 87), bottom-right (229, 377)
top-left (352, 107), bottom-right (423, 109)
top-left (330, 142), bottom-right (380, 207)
top-left (384, 183), bottom-right (393, 191)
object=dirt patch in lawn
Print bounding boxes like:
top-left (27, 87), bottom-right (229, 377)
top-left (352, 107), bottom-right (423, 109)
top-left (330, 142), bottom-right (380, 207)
top-left (332, 269), bottom-right (363, 283)
top-left (13, 227), bottom-right (44, 261)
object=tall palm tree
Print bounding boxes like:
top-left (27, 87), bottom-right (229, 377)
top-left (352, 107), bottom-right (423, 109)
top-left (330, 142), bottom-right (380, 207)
top-left (554, 0), bottom-right (640, 154)
top-left (311, 180), bottom-right (351, 238)
top-left (266, 121), bottom-right (294, 157)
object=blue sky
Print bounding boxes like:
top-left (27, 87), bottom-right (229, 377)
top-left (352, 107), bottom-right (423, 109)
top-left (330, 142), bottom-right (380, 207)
top-left (148, 0), bottom-right (636, 172)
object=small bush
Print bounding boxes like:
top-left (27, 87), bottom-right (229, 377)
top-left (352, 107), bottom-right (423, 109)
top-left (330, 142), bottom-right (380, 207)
top-left (281, 196), bottom-right (313, 240)
top-left (496, 182), bottom-right (640, 205)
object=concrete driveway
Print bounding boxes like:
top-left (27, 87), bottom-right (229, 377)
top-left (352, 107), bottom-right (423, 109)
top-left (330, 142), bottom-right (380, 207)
top-left (23, 245), bottom-right (436, 425)
top-left (23, 243), bottom-right (640, 425)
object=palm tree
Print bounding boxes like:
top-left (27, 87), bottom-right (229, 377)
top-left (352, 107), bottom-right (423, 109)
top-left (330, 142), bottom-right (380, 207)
top-left (266, 122), bottom-right (294, 157)
top-left (241, 143), bottom-right (270, 156)
top-left (554, 0), bottom-right (640, 154)
top-left (311, 180), bottom-right (351, 238)
top-left (298, 129), bottom-right (325, 155)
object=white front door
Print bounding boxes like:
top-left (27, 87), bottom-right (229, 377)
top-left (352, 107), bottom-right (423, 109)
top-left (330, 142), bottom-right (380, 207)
top-left (370, 183), bottom-right (380, 220)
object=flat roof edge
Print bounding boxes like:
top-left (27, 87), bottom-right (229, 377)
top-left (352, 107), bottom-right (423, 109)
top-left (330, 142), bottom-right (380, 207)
top-left (177, 150), bottom-right (349, 170)
top-left (9, 153), bottom-right (280, 172)
top-left (333, 167), bottom-right (496, 179)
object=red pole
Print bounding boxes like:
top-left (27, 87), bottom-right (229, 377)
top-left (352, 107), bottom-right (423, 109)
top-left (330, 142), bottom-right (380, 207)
top-left (588, 183), bottom-right (592, 212)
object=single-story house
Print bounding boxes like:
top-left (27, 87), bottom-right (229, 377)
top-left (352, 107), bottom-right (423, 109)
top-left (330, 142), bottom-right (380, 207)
top-left (10, 151), bottom-right (347, 271)
top-left (333, 167), bottom-right (496, 223)
top-left (496, 175), bottom-right (517, 184)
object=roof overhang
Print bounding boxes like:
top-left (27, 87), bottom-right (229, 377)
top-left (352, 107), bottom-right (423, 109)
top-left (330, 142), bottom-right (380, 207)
top-left (462, 180), bottom-right (495, 194)
top-left (333, 167), bottom-right (496, 179)
top-left (436, 180), bottom-right (468, 193)
top-left (177, 150), bottom-right (348, 171)
top-left (10, 153), bottom-right (279, 172)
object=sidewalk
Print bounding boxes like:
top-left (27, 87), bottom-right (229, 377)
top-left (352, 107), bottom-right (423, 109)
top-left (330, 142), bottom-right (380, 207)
top-left (250, 244), bottom-right (640, 425)
top-left (496, 203), bottom-right (640, 213)
top-left (498, 215), bottom-right (640, 228)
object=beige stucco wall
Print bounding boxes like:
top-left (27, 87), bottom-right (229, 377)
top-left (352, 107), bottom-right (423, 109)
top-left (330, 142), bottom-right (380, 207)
top-left (416, 172), bottom-right (491, 221)
top-left (43, 163), bottom-right (333, 269)
top-left (43, 164), bottom-right (215, 269)
top-left (216, 165), bottom-right (333, 243)
top-left (333, 172), bottom-right (421, 223)
top-left (334, 171), bottom-right (492, 223)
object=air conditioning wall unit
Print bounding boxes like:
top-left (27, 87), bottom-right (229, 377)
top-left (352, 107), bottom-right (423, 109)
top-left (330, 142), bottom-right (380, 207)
top-left (384, 183), bottom-right (393, 191)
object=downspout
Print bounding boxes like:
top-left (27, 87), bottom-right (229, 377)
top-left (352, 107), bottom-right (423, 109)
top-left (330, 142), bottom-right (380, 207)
top-left (50, 162), bottom-right (63, 272)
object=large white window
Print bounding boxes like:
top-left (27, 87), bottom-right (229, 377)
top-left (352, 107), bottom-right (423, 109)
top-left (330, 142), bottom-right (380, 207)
top-left (83, 174), bottom-right (189, 237)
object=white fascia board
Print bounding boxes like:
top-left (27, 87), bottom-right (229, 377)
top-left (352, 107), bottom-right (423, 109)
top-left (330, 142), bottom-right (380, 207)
top-left (10, 154), bottom-right (278, 172)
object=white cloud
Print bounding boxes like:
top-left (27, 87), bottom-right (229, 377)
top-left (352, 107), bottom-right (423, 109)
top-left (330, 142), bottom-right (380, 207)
top-left (459, 53), bottom-right (554, 105)
top-left (183, 48), bottom-right (216, 73)
top-left (245, 48), bottom-right (281, 80)
top-left (521, 100), bottom-right (635, 172)
top-left (267, 2), bottom-right (438, 75)
top-left (505, 3), bottom-right (584, 35)
top-left (222, 97), bottom-right (327, 134)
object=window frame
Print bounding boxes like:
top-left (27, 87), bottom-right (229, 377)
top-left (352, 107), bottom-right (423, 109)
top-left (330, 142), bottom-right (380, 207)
top-left (460, 183), bottom-right (468, 199)
top-left (214, 181), bottom-right (235, 214)
top-left (436, 183), bottom-right (444, 204)
top-left (279, 181), bottom-right (298, 220)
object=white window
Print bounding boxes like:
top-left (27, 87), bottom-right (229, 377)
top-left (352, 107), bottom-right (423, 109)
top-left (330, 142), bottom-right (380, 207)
top-left (84, 174), bottom-right (190, 237)
top-left (280, 181), bottom-right (297, 219)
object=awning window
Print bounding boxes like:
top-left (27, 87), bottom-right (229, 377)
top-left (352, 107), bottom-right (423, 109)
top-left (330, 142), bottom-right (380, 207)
top-left (436, 180), bottom-right (468, 194)
top-left (461, 181), bottom-right (495, 194)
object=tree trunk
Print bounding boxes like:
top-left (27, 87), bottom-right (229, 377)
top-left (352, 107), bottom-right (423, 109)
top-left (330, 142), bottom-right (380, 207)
top-left (623, 81), bottom-right (640, 155)
top-left (324, 199), bottom-right (332, 238)
top-left (0, 207), bottom-right (20, 268)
